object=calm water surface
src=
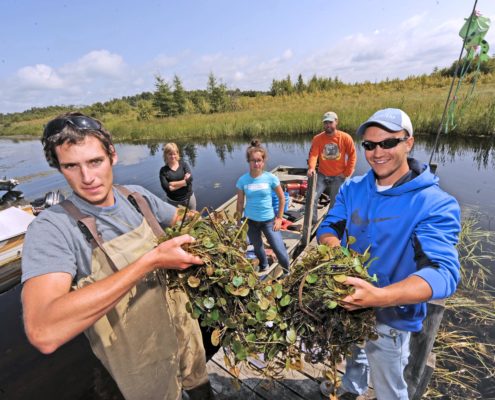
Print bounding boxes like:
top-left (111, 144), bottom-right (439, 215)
top-left (1, 135), bottom-right (494, 229)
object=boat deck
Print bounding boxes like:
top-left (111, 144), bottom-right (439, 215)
top-left (205, 348), bottom-right (373, 400)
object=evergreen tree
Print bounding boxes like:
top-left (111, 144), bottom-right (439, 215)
top-left (172, 75), bottom-right (187, 115)
top-left (207, 72), bottom-right (228, 113)
top-left (153, 75), bottom-right (174, 117)
top-left (295, 74), bottom-right (306, 94)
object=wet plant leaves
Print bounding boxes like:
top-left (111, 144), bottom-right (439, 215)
top-left (286, 327), bottom-right (297, 344)
top-left (326, 300), bottom-right (338, 309)
top-left (341, 246), bottom-right (350, 257)
top-left (187, 276), bottom-right (200, 288)
top-left (203, 297), bottom-right (215, 309)
top-left (306, 273), bottom-right (318, 284)
top-left (211, 329), bottom-right (221, 346)
top-left (258, 297), bottom-right (270, 310)
top-left (280, 294), bottom-right (291, 307)
top-left (333, 274), bottom-right (347, 283)
top-left (232, 276), bottom-right (244, 287)
top-left (246, 333), bottom-right (257, 342)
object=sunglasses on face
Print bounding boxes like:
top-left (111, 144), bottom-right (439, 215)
top-left (43, 116), bottom-right (102, 140)
top-left (361, 137), bottom-right (409, 151)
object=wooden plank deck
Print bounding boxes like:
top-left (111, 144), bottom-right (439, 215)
top-left (206, 348), bottom-right (331, 400)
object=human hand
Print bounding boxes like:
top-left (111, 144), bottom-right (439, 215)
top-left (340, 276), bottom-right (384, 311)
top-left (307, 168), bottom-right (315, 177)
top-left (150, 235), bottom-right (203, 270)
top-left (234, 211), bottom-right (243, 226)
top-left (273, 217), bottom-right (282, 231)
top-left (319, 234), bottom-right (341, 248)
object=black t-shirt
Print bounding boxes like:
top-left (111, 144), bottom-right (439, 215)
top-left (159, 160), bottom-right (193, 202)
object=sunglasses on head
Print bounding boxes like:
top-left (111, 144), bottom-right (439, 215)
top-left (361, 137), bottom-right (409, 151)
top-left (43, 115), bottom-right (102, 140)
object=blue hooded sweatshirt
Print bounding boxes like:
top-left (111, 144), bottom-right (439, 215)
top-left (317, 159), bottom-right (461, 332)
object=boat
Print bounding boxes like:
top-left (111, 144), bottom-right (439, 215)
top-left (0, 206), bottom-right (35, 266)
top-left (0, 177), bottom-right (24, 205)
top-left (0, 206), bottom-right (35, 292)
top-left (215, 165), bottom-right (330, 278)
top-left (0, 190), bottom-right (65, 292)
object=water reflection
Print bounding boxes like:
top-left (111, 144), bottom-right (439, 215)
top-left (421, 135), bottom-right (495, 170)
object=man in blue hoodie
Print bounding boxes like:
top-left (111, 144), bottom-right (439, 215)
top-left (317, 108), bottom-right (461, 399)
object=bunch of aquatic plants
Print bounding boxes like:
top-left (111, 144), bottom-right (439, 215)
top-left (282, 241), bottom-right (378, 387)
top-left (159, 208), bottom-right (297, 377)
top-left (159, 211), bottom-right (377, 381)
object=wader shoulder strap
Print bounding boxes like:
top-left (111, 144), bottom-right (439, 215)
top-left (114, 185), bottom-right (164, 238)
top-left (59, 200), bottom-right (119, 273)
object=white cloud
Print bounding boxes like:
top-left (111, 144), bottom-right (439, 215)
top-left (233, 71), bottom-right (245, 81)
top-left (282, 49), bottom-right (293, 60)
top-left (153, 54), bottom-right (180, 68)
top-left (59, 50), bottom-right (127, 80)
top-left (16, 64), bottom-right (65, 89)
top-left (401, 14), bottom-right (426, 31)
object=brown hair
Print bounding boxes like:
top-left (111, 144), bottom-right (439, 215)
top-left (246, 139), bottom-right (267, 162)
top-left (41, 112), bottom-right (114, 170)
top-left (163, 142), bottom-right (181, 162)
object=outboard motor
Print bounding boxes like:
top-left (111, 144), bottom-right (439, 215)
top-left (31, 190), bottom-right (65, 215)
top-left (0, 177), bottom-right (24, 205)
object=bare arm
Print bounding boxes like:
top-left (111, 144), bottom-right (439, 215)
top-left (273, 185), bottom-right (284, 231)
top-left (340, 275), bottom-right (433, 311)
top-left (236, 189), bottom-right (245, 221)
top-left (168, 175), bottom-right (189, 191)
top-left (22, 234), bottom-right (202, 354)
top-left (307, 140), bottom-right (319, 176)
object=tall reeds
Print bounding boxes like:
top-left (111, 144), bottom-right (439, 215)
top-left (425, 214), bottom-right (495, 399)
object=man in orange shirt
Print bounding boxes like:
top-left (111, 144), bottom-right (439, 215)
top-left (307, 111), bottom-right (356, 224)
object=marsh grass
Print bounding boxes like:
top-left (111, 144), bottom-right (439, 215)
top-left (425, 217), bottom-right (495, 399)
top-left (2, 76), bottom-right (495, 139)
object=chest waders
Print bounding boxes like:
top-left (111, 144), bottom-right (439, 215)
top-left (60, 186), bottom-right (209, 400)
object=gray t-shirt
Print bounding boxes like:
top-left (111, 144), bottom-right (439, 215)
top-left (21, 185), bottom-right (176, 283)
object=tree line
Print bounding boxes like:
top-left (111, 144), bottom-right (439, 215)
top-left (1, 55), bottom-right (493, 127)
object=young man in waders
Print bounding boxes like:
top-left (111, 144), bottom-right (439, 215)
top-left (21, 113), bottom-right (214, 400)
top-left (317, 108), bottom-right (461, 399)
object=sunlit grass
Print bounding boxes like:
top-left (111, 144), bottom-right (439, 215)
top-left (2, 75), bottom-right (495, 139)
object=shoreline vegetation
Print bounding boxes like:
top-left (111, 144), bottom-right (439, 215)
top-left (1, 71), bottom-right (495, 140)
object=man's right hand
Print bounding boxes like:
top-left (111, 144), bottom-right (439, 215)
top-left (149, 234), bottom-right (203, 270)
top-left (307, 168), bottom-right (315, 177)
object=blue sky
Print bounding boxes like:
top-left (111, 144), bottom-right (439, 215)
top-left (1, 0), bottom-right (494, 113)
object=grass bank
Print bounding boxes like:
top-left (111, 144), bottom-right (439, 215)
top-left (2, 77), bottom-right (495, 140)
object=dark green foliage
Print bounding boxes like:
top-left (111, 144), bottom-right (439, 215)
top-left (436, 55), bottom-right (495, 77)
top-left (173, 75), bottom-right (187, 115)
top-left (153, 75), bottom-right (175, 117)
top-left (207, 73), bottom-right (229, 113)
